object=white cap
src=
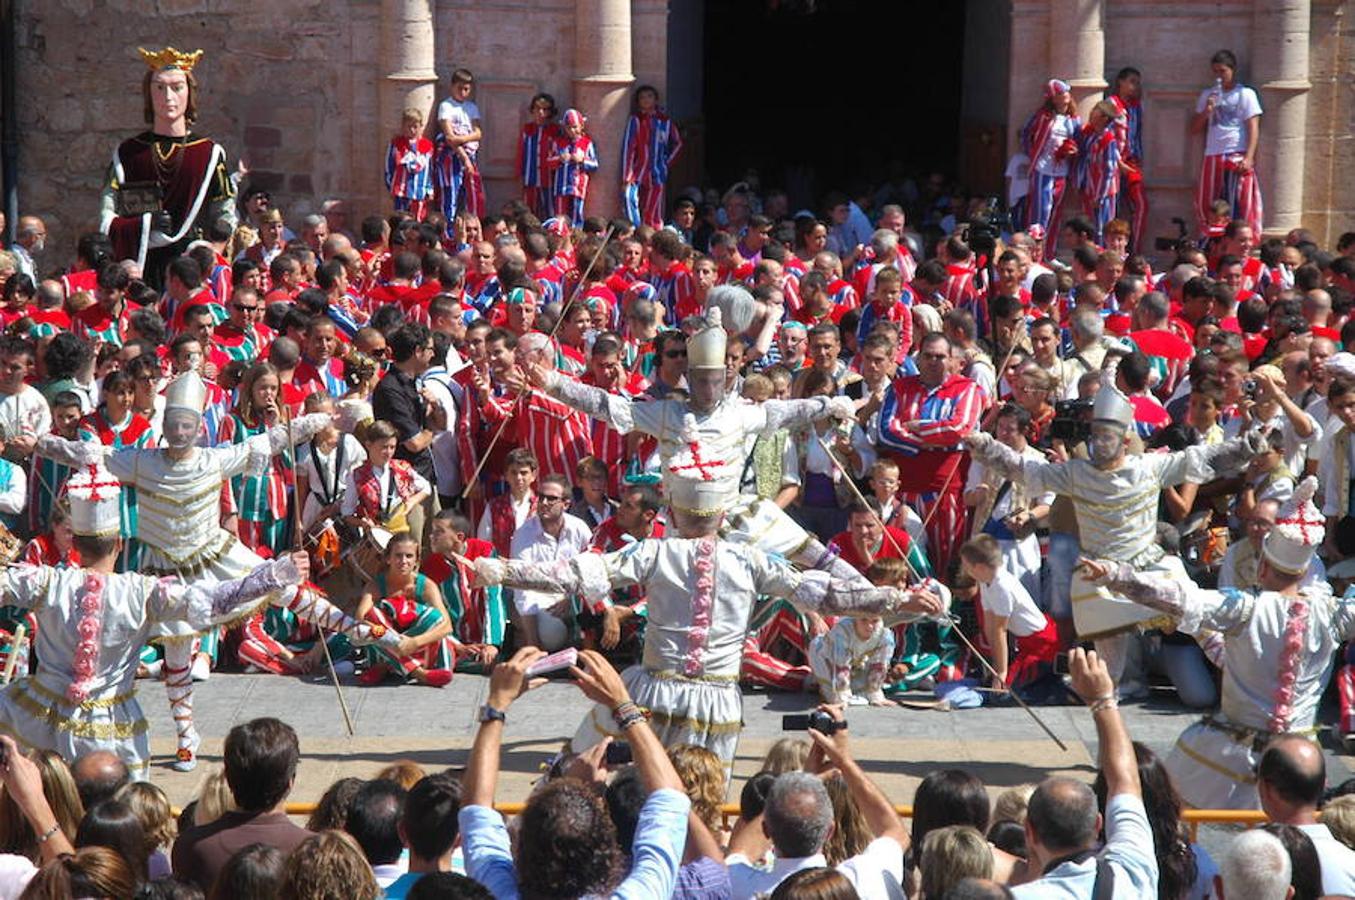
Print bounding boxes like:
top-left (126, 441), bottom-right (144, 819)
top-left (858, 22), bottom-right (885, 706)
top-left (66, 465), bottom-right (123, 538)
top-left (1092, 382), bottom-right (1134, 430)
top-left (164, 370), bottom-right (208, 417)
top-left (704, 284), bottom-right (757, 335)
top-left (1262, 476), bottom-right (1324, 575)
top-left (687, 307), bottom-right (728, 370)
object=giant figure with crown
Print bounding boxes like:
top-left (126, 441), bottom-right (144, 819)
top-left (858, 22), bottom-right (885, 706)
top-left (99, 47), bottom-right (236, 289)
top-left (34, 372), bottom-right (411, 772)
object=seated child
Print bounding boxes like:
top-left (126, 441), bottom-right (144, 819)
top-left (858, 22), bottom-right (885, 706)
top-left (357, 532), bottom-right (455, 687)
top-left (808, 557), bottom-right (899, 707)
top-left (958, 535), bottom-right (1059, 692)
top-left (342, 420), bottom-right (432, 537)
top-left (422, 509), bottom-right (504, 673)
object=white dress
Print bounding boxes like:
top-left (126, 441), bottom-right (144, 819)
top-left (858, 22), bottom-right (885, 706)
top-left (1100, 564), bottom-right (1355, 809)
top-left (0, 559), bottom-right (295, 777)
top-left (491, 537), bottom-right (926, 772)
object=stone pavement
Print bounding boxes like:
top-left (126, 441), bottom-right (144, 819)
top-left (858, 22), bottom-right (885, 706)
top-left (142, 671), bottom-right (1355, 818)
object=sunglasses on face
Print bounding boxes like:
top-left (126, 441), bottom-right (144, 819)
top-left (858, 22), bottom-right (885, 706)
top-left (664, 349), bottom-right (687, 359)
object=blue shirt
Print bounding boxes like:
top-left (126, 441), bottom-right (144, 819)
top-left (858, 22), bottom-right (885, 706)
top-left (458, 788), bottom-right (691, 900)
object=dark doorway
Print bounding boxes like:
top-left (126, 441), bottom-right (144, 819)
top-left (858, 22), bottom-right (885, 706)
top-left (702, 0), bottom-right (966, 213)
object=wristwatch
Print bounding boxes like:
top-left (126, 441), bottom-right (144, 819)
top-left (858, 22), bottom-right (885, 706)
top-left (478, 704), bottom-right (506, 724)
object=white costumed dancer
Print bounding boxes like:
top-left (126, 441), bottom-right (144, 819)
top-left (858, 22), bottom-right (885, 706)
top-left (962, 382), bottom-right (1262, 684)
top-left (1081, 477), bottom-right (1350, 809)
top-left (0, 465), bottom-right (307, 777)
top-left (514, 298), bottom-right (874, 590)
top-left (475, 448), bottom-right (946, 774)
top-left (35, 372), bottom-right (408, 770)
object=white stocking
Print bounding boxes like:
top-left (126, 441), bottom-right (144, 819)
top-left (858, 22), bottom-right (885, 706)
top-left (163, 639), bottom-right (198, 765)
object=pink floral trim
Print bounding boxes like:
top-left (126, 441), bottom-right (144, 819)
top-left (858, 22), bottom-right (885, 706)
top-left (68, 572), bottom-right (105, 705)
top-left (1269, 595), bottom-right (1309, 733)
top-left (683, 537), bottom-right (716, 677)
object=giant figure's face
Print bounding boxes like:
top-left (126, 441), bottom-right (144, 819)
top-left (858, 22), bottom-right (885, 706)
top-left (163, 409), bottom-right (202, 450)
top-left (150, 69), bottom-right (190, 127)
top-left (688, 368), bottom-right (726, 415)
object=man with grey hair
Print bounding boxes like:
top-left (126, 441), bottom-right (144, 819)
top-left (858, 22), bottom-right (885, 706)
top-left (1060, 309), bottom-right (1108, 400)
top-left (1009, 232), bottom-right (1053, 291)
top-left (298, 213), bottom-right (329, 255)
top-left (1012, 648), bottom-right (1157, 897)
top-left (11, 215), bottom-right (46, 280)
top-left (726, 707), bottom-right (910, 899)
top-left (857, 227), bottom-right (916, 297)
top-left (1215, 829), bottom-right (1292, 900)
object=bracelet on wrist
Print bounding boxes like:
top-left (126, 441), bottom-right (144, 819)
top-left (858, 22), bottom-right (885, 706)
top-left (36, 823), bottom-right (60, 843)
top-left (1089, 697), bottom-right (1119, 714)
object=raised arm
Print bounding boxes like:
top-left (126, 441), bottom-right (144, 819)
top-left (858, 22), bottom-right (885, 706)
top-left (1158, 432), bottom-right (1261, 487)
top-left (1078, 557), bottom-right (1250, 637)
top-left (1069, 648), bottom-right (1141, 800)
top-left (533, 365), bottom-right (638, 434)
top-left (475, 542), bottom-right (650, 614)
top-left (760, 395), bottom-right (857, 434)
top-left (267, 412), bottom-right (332, 456)
top-left (752, 552), bottom-right (945, 624)
top-left (153, 553), bottom-right (309, 629)
top-left (35, 433), bottom-right (111, 468)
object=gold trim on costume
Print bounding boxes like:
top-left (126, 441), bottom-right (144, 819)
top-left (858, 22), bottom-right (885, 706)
top-left (24, 679), bottom-right (136, 710)
top-left (647, 669), bottom-right (741, 684)
top-left (8, 684), bottom-right (148, 740)
top-left (647, 708), bottom-right (745, 735)
top-left (1173, 737), bottom-right (1257, 785)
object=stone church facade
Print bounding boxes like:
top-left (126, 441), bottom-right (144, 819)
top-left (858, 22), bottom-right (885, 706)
top-left (8, 0), bottom-right (1353, 252)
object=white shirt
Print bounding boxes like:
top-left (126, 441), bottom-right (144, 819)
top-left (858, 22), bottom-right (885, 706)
top-left (728, 835), bottom-right (906, 900)
top-left (418, 367), bottom-right (460, 495)
top-left (1296, 822), bottom-right (1355, 896)
top-left (1012, 794), bottom-right (1158, 899)
top-left (0, 385), bottom-right (52, 442)
top-left (437, 97), bottom-right (481, 155)
top-left (301, 434), bottom-right (364, 528)
top-left (979, 567), bottom-right (1047, 637)
top-left (1033, 114), bottom-right (1076, 177)
top-left (1196, 83), bottom-right (1262, 156)
top-left (508, 513), bottom-right (592, 614)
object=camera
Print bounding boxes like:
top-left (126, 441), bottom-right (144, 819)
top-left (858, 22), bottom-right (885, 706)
top-left (605, 741), bottom-right (633, 766)
top-left (965, 197), bottom-right (1012, 262)
top-left (782, 711), bottom-right (847, 734)
top-left (1048, 399), bottom-right (1093, 445)
top-left (1243, 379), bottom-right (1258, 399)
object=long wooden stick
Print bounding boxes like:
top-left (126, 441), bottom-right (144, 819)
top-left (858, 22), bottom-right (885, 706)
top-left (2, 624), bottom-right (26, 684)
top-left (460, 225), bottom-right (618, 498)
top-left (815, 435), bottom-right (1068, 752)
top-left (284, 404), bottom-right (356, 737)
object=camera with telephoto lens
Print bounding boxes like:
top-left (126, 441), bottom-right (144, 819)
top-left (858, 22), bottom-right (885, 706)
top-left (782, 710), bottom-right (847, 734)
top-left (965, 197), bottom-right (1012, 261)
top-left (1049, 399), bottom-right (1094, 445)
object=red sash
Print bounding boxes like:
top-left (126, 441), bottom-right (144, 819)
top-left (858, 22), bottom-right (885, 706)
top-left (353, 460), bottom-right (418, 521)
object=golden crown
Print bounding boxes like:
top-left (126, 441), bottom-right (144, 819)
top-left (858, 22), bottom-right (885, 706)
top-left (138, 46), bottom-right (203, 72)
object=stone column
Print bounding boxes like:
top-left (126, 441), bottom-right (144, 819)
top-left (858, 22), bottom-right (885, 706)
top-left (574, 0), bottom-right (636, 220)
top-left (1049, 0), bottom-right (1107, 117)
top-left (1252, 0), bottom-right (1312, 234)
top-left (380, 0), bottom-right (439, 162)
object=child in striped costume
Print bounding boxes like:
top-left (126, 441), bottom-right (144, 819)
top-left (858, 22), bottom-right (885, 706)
top-left (1078, 100), bottom-right (1123, 246)
top-left (1191, 50), bottom-right (1263, 236)
top-left (29, 392), bottom-right (82, 538)
top-left (386, 108), bottom-right (434, 221)
top-left (1021, 79), bottom-right (1081, 261)
top-left (424, 510), bottom-right (504, 674)
top-left (356, 532), bottom-right (455, 687)
top-left (77, 371), bottom-right (153, 572)
top-left (432, 68), bottom-right (484, 222)
top-left (218, 363), bottom-right (292, 558)
top-left (517, 93), bottom-right (559, 219)
top-left (549, 109), bottom-right (599, 228)
top-left (621, 85), bottom-right (682, 229)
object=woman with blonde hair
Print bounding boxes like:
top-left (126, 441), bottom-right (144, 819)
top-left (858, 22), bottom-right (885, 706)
top-left (667, 745), bottom-right (725, 837)
top-left (191, 768), bottom-right (236, 829)
top-left (279, 830), bottom-right (380, 900)
top-left (821, 775), bottom-right (871, 866)
top-left (218, 361), bottom-right (294, 556)
top-left (115, 781), bottom-right (176, 880)
top-left (760, 737), bottom-right (810, 775)
top-left (0, 750), bottom-right (83, 863)
top-left (919, 825), bottom-right (993, 900)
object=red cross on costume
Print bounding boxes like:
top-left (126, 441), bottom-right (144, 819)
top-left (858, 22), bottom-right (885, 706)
top-left (668, 441), bottom-right (729, 482)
